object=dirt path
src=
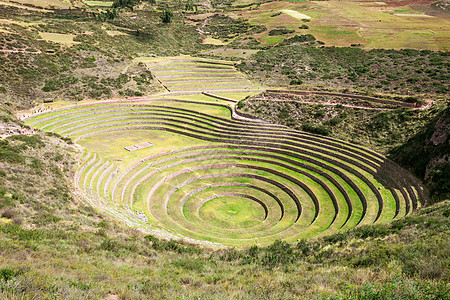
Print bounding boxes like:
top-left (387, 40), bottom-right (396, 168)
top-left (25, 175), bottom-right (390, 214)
top-left (0, 49), bottom-right (42, 54)
top-left (255, 96), bottom-right (390, 111)
top-left (0, 1), bottom-right (51, 12)
top-left (266, 90), bottom-right (419, 109)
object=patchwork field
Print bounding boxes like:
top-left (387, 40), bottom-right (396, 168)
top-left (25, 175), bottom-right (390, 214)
top-left (24, 97), bottom-right (426, 247)
top-left (233, 0), bottom-right (450, 50)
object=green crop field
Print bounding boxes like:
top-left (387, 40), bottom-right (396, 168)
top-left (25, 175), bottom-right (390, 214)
top-left (24, 95), bottom-right (426, 247)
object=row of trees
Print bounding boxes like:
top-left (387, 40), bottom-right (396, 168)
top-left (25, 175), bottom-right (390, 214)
top-left (94, 9), bottom-right (173, 23)
top-left (91, 0), bottom-right (201, 22)
top-left (112, 0), bottom-right (156, 10)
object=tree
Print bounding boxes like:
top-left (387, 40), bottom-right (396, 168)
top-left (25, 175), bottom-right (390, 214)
top-left (112, 0), bottom-right (138, 10)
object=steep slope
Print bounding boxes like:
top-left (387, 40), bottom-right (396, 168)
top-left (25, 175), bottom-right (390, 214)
top-left (390, 106), bottom-right (450, 202)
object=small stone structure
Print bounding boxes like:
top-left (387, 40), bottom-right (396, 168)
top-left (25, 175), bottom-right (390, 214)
top-left (124, 141), bottom-right (154, 152)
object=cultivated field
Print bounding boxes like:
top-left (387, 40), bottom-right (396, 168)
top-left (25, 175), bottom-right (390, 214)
top-left (25, 97), bottom-right (426, 247)
top-left (234, 0), bottom-right (450, 50)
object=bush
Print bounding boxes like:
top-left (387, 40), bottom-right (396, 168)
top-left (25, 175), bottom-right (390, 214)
top-left (112, 0), bottom-right (140, 9)
top-left (323, 232), bottom-right (347, 244)
top-left (324, 117), bottom-right (342, 126)
top-left (42, 74), bottom-right (78, 92)
top-left (0, 268), bottom-right (18, 282)
top-left (172, 258), bottom-right (204, 271)
top-left (9, 135), bottom-right (44, 149)
top-left (369, 112), bottom-right (390, 130)
top-left (301, 123), bottom-right (329, 136)
top-left (278, 34), bottom-right (316, 46)
top-left (0, 150), bottom-right (25, 164)
top-left (352, 225), bottom-right (389, 239)
top-left (161, 10), bottom-right (173, 23)
top-left (99, 238), bottom-right (120, 251)
top-left (237, 100), bottom-right (245, 109)
top-left (0, 223), bottom-right (43, 241)
top-left (1, 208), bottom-right (15, 219)
top-left (268, 29), bottom-right (295, 36)
top-left (262, 240), bottom-right (297, 267)
top-left (289, 79), bottom-right (303, 85)
top-left (344, 275), bottom-right (447, 299)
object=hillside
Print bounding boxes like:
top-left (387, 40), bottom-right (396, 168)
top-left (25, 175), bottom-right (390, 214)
top-left (0, 0), bottom-right (449, 298)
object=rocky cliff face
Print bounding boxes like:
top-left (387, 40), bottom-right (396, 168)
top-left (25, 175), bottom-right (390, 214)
top-left (390, 104), bottom-right (449, 202)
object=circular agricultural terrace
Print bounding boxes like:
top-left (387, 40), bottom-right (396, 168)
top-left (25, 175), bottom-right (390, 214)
top-left (25, 99), bottom-right (426, 247)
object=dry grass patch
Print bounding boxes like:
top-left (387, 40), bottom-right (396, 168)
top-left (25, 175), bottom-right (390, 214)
top-left (39, 32), bottom-right (80, 45)
top-left (280, 9), bottom-right (311, 20)
top-left (202, 37), bottom-right (229, 45)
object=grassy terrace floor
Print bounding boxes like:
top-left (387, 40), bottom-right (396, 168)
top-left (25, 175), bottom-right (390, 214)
top-left (138, 56), bottom-right (265, 95)
top-left (24, 96), bottom-right (426, 247)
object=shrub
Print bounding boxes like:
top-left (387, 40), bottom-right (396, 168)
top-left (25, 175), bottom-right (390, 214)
top-left (324, 117), bottom-right (342, 126)
top-left (237, 100), bottom-right (245, 110)
top-left (172, 258), bottom-right (204, 271)
top-left (323, 232), bottom-right (347, 244)
top-left (278, 34), bottom-right (316, 46)
top-left (1, 208), bottom-right (15, 219)
top-left (112, 0), bottom-right (140, 9)
top-left (0, 150), bottom-right (25, 164)
top-left (296, 240), bottom-right (311, 256)
top-left (248, 245), bottom-right (259, 257)
top-left (9, 135), bottom-right (44, 149)
top-left (144, 234), bottom-right (159, 244)
top-left (289, 79), bottom-right (303, 85)
top-left (369, 112), bottom-right (390, 130)
top-left (344, 275), bottom-right (446, 299)
top-left (262, 240), bottom-right (297, 267)
top-left (351, 244), bottom-right (393, 267)
top-left (161, 10), bottom-right (173, 23)
top-left (352, 225), bottom-right (389, 239)
top-left (12, 216), bottom-right (23, 225)
top-left (99, 238), bottom-right (119, 251)
top-left (0, 223), bottom-right (43, 241)
top-left (301, 123), bottom-right (329, 136)
top-left (42, 74), bottom-right (78, 92)
top-left (0, 268), bottom-right (18, 282)
top-left (268, 29), bottom-right (295, 36)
